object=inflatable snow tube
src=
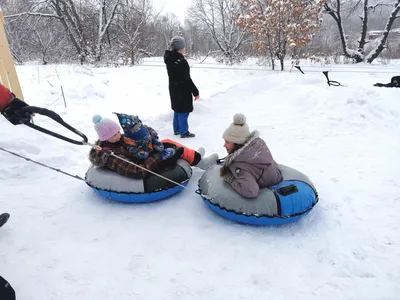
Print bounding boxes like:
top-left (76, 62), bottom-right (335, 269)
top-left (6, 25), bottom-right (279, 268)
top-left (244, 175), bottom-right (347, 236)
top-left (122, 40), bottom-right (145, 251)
top-left (197, 164), bottom-right (318, 226)
top-left (85, 159), bottom-right (192, 203)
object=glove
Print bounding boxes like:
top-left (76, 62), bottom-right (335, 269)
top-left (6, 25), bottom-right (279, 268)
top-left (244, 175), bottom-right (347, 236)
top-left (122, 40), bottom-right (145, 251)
top-left (160, 148), bottom-right (175, 161)
top-left (1, 98), bottom-right (33, 125)
top-left (194, 95), bottom-right (200, 101)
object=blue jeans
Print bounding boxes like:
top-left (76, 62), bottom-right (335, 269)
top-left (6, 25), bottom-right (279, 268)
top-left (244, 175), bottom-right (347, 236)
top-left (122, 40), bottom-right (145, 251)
top-left (173, 112), bottom-right (189, 135)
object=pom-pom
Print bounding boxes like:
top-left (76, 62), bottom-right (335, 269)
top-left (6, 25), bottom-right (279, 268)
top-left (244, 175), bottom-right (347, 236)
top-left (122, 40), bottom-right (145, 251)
top-left (92, 114), bottom-right (102, 124)
top-left (233, 113), bottom-right (246, 125)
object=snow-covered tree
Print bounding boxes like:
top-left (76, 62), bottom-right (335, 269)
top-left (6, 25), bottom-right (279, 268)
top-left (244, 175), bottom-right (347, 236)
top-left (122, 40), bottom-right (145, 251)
top-left (5, 0), bottom-right (121, 64)
top-left (237, 0), bottom-right (324, 70)
top-left (115, 0), bottom-right (155, 66)
top-left (324, 0), bottom-right (400, 63)
top-left (188, 0), bottom-right (249, 64)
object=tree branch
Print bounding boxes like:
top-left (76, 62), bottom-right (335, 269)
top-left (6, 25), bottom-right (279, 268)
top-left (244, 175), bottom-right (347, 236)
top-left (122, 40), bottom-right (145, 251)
top-left (343, 0), bottom-right (363, 19)
top-left (4, 12), bottom-right (61, 19)
top-left (324, 3), bottom-right (339, 21)
top-left (368, 2), bottom-right (390, 13)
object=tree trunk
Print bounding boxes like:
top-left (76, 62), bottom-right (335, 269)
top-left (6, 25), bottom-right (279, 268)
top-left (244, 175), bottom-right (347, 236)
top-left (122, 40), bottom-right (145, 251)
top-left (51, 0), bottom-right (87, 63)
top-left (358, 0), bottom-right (368, 54)
top-left (131, 48), bottom-right (135, 66)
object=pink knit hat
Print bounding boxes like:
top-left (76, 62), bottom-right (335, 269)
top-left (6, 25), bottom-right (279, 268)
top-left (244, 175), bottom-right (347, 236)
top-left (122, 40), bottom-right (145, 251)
top-left (92, 114), bottom-right (121, 141)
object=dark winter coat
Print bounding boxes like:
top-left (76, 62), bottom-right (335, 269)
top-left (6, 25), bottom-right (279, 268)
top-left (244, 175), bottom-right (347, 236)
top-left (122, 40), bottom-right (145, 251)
top-left (88, 135), bottom-right (162, 179)
top-left (164, 50), bottom-right (199, 113)
top-left (221, 131), bottom-right (283, 198)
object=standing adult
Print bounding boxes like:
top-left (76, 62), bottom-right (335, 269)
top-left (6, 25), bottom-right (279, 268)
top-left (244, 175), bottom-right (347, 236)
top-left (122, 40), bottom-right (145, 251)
top-left (164, 36), bottom-right (199, 138)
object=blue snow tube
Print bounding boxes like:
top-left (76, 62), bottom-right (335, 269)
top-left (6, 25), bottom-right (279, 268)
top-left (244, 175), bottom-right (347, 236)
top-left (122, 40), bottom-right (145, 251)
top-left (85, 159), bottom-right (192, 203)
top-left (197, 164), bottom-right (318, 226)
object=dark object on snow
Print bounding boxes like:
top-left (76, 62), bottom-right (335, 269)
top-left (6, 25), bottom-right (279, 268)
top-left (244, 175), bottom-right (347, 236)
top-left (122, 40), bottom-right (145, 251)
top-left (323, 71), bottom-right (342, 87)
top-left (374, 76), bottom-right (400, 88)
top-left (0, 213), bottom-right (10, 228)
top-left (0, 275), bottom-right (16, 300)
top-left (294, 66), bottom-right (305, 74)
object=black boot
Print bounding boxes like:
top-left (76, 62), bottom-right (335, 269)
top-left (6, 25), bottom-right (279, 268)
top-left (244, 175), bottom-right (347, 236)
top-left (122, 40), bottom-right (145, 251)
top-left (0, 275), bottom-right (16, 300)
top-left (181, 132), bottom-right (195, 138)
top-left (0, 213), bottom-right (10, 228)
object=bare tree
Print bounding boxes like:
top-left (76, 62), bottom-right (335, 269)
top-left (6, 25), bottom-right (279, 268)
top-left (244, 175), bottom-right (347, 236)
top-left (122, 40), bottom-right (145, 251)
top-left (24, 17), bottom-right (65, 64)
top-left (153, 13), bottom-right (181, 53)
top-left (5, 0), bottom-right (121, 64)
top-left (115, 0), bottom-right (154, 65)
top-left (95, 0), bottom-right (120, 62)
top-left (188, 0), bottom-right (249, 64)
top-left (324, 0), bottom-right (400, 63)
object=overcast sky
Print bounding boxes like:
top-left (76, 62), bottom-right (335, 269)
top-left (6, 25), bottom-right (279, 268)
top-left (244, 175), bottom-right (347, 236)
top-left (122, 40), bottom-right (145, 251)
top-left (153, 0), bottom-right (192, 23)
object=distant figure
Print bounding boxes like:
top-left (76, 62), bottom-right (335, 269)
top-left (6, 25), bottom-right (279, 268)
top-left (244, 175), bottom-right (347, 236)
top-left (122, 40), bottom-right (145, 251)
top-left (374, 76), bottom-right (400, 88)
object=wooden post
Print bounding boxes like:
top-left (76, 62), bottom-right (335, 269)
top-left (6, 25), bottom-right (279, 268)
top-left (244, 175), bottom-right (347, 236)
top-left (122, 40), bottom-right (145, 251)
top-left (0, 10), bottom-right (24, 100)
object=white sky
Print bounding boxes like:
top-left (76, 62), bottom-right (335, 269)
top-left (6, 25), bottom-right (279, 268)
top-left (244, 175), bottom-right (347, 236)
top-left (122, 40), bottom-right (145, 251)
top-left (153, 0), bottom-right (192, 23)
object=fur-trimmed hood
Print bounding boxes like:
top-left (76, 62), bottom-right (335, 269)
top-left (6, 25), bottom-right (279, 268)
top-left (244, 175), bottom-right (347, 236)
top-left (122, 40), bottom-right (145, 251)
top-left (224, 130), bottom-right (269, 167)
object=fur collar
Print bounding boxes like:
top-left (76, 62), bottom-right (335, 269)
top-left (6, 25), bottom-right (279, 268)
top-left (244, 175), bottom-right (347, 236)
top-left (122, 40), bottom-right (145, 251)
top-left (224, 130), bottom-right (259, 167)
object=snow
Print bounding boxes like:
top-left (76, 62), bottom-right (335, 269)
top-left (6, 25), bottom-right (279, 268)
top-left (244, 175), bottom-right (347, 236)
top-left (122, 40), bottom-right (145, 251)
top-left (1, 59), bottom-right (400, 299)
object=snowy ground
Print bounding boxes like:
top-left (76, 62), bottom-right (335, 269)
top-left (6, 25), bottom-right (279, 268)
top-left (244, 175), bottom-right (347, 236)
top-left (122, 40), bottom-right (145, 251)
top-left (0, 60), bottom-right (399, 299)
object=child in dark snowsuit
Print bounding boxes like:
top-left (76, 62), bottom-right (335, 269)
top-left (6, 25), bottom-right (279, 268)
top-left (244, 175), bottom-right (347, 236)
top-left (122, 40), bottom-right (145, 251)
top-left (114, 113), bottom-right (166, 160)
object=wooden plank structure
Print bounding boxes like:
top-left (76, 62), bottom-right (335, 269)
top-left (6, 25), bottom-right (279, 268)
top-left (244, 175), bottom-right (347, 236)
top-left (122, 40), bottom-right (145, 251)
top-left (0, 10), bottom-right (23, 100)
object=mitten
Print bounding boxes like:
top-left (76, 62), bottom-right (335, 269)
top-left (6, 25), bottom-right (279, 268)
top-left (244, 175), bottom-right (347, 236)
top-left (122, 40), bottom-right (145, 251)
top-left (160, 148), bottom-right (176, 161)
top-left (126, 145), bottom-right (150, 160)
top-left (159, 147), bottom-right (184, 166)
top-left (152, 138), bottom-right (164, 152)
top-left (2, 98), bottom-right (33, 125)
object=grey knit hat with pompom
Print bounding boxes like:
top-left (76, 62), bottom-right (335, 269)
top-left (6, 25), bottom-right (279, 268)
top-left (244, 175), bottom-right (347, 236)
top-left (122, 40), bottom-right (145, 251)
top-left (222, 113), bottom-right (251, 145)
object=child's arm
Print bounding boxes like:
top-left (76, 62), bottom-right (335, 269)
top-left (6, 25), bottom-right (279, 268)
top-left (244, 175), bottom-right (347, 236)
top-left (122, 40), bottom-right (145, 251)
top-left (123, 137), bottom-right (152, 160)
top-left (147, 126), bottom-right (164, 152)
top-left (126, 144), bottom-right (151, 160)
top-left (223, 167), bottom-right (260, 199)
top-left (104, 152), bottom-right (162, 179)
